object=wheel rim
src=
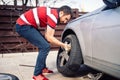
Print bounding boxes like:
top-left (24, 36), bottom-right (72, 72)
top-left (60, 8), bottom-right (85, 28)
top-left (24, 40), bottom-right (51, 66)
top-left (59, 38), bottom-right (71, 67)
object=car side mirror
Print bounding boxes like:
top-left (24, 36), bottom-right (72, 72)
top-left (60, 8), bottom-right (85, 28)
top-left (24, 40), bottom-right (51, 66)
top-left (103, 0), bottom-right (120, 8)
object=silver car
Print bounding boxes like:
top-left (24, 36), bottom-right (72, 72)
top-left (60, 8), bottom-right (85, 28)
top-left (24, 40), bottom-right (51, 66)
top-left (56, 0), bottom-right (120, 79)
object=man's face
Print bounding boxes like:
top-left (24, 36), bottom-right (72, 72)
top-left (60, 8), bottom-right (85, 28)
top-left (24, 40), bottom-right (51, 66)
top-left (59, 11), bottom-right (71, 24)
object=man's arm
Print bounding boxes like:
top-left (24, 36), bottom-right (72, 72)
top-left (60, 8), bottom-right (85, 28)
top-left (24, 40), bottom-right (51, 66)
top-left (45, 26), bottom-right (65, 48)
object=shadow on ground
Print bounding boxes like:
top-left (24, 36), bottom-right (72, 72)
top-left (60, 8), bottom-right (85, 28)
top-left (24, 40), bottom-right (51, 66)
top-left (70, 65), bottom-right (119, 80)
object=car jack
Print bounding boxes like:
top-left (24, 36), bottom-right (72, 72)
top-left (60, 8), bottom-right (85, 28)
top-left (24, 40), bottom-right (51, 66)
top-left (83, 73), bottom-right (103, 80)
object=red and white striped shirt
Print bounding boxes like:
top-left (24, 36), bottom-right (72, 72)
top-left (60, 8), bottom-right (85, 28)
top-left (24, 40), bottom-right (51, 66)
top-left (16, 6), bottom-right (58, 29)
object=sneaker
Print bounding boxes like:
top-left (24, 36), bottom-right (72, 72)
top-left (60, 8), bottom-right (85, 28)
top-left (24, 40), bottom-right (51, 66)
top-left (32, 74), bottom-right (48, 80)
top-left (42, 68), bottom-right (53, 73)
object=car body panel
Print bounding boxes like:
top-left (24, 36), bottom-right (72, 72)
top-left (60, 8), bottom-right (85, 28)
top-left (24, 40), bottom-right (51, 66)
top-left (61, 5), bottom-right (120, 78)
top-left (92, 7), bottom-right (120, 65)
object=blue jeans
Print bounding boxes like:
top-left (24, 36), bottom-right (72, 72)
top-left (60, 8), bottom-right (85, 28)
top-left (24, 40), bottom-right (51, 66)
top-left (16, 24), bottom-right (50, 76)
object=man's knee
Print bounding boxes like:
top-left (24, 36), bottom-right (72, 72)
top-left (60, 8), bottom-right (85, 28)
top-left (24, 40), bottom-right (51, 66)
top-left (41, 43), bottom-right (50, 52)
top-left (45, 43), bottom-right (50, 51)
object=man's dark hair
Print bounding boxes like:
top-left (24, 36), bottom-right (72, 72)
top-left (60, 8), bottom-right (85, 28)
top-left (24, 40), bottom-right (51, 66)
top-left (58, 5), bottom-right (72, 17)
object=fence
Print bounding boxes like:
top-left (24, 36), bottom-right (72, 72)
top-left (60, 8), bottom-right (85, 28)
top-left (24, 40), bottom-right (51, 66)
top-left (0, 5), bottom-right (86, 53)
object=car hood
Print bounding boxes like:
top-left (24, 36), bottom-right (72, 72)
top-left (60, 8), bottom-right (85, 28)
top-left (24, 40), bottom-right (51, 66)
top-left (69, 5), bottom-right (106, 25)
top-left (62, 5), bottom-right (106, 37)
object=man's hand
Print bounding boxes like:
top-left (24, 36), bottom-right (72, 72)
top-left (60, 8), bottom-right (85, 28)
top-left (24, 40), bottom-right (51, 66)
top-left (63, 43), bottom-right (71, 52)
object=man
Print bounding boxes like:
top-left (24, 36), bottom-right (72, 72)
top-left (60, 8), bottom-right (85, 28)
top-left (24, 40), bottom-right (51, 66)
top-left (16, 5), bottom-right (72, 80)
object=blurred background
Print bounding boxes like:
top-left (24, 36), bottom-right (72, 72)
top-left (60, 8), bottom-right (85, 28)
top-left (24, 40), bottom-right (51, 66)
top-left (0, 0), bottom-right (104, 12)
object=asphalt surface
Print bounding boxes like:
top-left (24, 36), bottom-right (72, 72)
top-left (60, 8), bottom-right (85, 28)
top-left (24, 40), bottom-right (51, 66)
top-left (0, 51), bottom-right (119, 80)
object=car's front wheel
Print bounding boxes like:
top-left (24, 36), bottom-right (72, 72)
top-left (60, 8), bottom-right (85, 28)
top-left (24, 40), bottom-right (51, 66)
top-left (57, 34), bottom-right (83, 77)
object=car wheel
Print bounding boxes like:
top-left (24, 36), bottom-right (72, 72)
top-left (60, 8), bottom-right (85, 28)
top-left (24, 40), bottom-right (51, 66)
top-left (57, 34), bottom-right (83, 77)
top-left (0, 73), bottom-right (19, 80)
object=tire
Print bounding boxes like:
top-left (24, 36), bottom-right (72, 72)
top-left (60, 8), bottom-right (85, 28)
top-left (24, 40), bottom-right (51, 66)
top-left (0, 73), bottom-right (19, 80)
top-left (57, 34), bottom-right (83, 77)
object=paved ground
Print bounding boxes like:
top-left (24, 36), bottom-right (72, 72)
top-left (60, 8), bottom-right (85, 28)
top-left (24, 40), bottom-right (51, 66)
top-left (0, 51), bottom-right (90, 80)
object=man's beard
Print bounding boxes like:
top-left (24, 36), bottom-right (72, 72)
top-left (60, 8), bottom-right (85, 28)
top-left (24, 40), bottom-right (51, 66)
top-left (57, 18), bottom-right (60, 25)
top-left (57, 18), bottom-right (64, 25)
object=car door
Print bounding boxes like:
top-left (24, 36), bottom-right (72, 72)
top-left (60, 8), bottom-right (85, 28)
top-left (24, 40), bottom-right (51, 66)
top-left (91, 6), bottom-right (120, 77)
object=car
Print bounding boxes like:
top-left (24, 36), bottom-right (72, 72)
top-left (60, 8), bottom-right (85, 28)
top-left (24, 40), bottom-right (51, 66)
top-left (56, 0), bottom-right (120, 79)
